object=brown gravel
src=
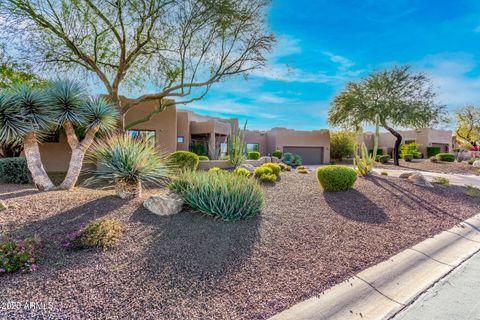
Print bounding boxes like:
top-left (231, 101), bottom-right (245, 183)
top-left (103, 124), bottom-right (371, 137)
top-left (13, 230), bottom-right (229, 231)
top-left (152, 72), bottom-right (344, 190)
top-left (1, 173), bottom-right (479, 319)
top-left (375, 159), bottom-right (480, 176)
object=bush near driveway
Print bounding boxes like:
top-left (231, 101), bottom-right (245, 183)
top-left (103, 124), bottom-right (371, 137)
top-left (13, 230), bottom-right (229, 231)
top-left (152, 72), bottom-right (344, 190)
top-left (0, 157), bottom-right (32, 184)
top-left (316, 165), bottom-right (357, 192)
top-left (167, 151), bottom-right (200, 171)
top-left (436, 153), bottom-right (455, 162)
top-left (170, 171), bottom-right (263, 221)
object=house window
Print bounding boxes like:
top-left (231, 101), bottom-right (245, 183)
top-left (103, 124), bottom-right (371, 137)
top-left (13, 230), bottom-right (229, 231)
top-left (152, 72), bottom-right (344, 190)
top-left (177, 136), bottom-right (184, 143)
top-left (220, 142), bottom-right (228, 156)
top-left (404, 140), bottom-right (416, 144)
top-left (246, 143), bottom-right (259, 153)
top-left (128, 130), bottom-right (156, 146)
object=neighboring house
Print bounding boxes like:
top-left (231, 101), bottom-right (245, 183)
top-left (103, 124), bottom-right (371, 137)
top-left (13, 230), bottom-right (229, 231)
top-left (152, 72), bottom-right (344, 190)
top-left (38, 98), bottom-right (331, 172)
top-left (358, 128), bottom-right (453, 157)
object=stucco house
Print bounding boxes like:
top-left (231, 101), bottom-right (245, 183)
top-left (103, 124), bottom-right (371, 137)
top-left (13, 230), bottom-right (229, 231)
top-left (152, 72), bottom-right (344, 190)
top-left (38, 98), bottom-right (331, 172)
top-left (358, 128), bottom-right (453, 157)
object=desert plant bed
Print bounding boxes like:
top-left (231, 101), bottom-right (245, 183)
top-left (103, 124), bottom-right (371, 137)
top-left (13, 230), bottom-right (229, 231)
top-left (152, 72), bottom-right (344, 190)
top-left (375, 159), bottom-right (480, 176)
top-left (1, 173), bottom-right (479, 319)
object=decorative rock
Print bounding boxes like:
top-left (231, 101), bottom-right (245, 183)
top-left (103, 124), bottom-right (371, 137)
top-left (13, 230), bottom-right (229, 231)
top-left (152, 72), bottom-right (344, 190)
top-left (143, 192), bottom-right (184, 216)
top-left (238, 163), bottom-right (255, 173)
top-left (399, 172), bottom-right (414, 179)
top-left (408, 173), bottom-right (433, 188)
top-left (473, 160), bottom-right (480, 168)
top-left (0, 200), bottom-right (7, 211)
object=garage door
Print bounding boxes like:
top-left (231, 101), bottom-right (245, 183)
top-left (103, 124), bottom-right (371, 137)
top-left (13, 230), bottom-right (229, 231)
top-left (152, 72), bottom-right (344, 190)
top-left (283, 147), bottom-right (324, 165)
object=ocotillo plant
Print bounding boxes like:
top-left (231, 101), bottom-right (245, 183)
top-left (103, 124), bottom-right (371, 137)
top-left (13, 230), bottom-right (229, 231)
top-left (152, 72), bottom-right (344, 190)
top-left (353, 115), bottom-right (379, 176)
top-left (227, 121), bottom-right (247, 167)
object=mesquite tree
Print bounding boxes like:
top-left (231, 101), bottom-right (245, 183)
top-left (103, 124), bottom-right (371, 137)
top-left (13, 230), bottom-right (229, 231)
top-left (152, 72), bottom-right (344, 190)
top-left (329, 65), bottom-right (446, 165)
top-left (455, 105), bottom-right (480, 147)
top-left (0, 0), bottom-right (274, 129)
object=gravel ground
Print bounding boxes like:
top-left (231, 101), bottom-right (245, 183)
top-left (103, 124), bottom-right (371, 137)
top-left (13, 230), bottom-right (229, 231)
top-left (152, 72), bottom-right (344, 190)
top-left (375, 159), bottom-right (480, 176)
top-left (1, 173), bottom-right (479, 320)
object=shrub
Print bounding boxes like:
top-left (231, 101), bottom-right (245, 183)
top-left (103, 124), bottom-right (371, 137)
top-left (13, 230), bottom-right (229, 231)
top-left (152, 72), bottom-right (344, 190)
top-left (261, 163), bottom-right (281, 176)
top-left (297, 168), bottom-right (308, 174)
top-left (280, 164), bottom-right (291, 171)
top-left (198, 156), bottom-right (209, 161)
top-left (376, 155), bottom-right (390, 163)
top-left (413, 151), bottom-right (423, 159)
top-left (0, 234), bottom-right (41, 274)
top-left (468, 158), bottom-right (476, 165)
top-left (432, 177), bottom-right (449, 186)
top-left (400, 142), bottom-right (420, 159)
top-left (404, 154), bottom-right (413, 162)
top-left (0, 157), bottom-right (32, 184)
top-left (330, 131), bottom-right (355, 160)
top-left (282, 152), bottom-right (294, 165)
top-left (426, 146), bottom-right (441, 158)
top-left (253, 166), bottom-right (273, 178)
top-left (429, 156), bottom-right (439, 163)
top-left (64, 219), bottom-right (124, 250)
top-left (170, 171), bottom-right (263, 221)
top-left (258, 173), bottom-right (277, 183)
top-left (465, 185), bottom-right (480, 198)
top-left (208, 167), bottom-right (222, 173)
top-left (436, 153), bottom-right (455, 162)
top-left (316, 165), bottom-right (357, 192)
top-left (233, 167), bottom-right (250, 177)
top-left (297, 165), bottom-right (305, 170)
top-left (369, 149), bottom-right (383, 156)
top-left (167, 151), bottom-right (200, 171)
top-left (272, 150), bottom-right (283, 159)
top-left (381, 171), bottom-right (388, 176)
top-left (248, 151), bottom-right (260, 160)
top-left (330, 160), bottom-right (336, 165)
top-left (292, 154), bottom-right (302, 166)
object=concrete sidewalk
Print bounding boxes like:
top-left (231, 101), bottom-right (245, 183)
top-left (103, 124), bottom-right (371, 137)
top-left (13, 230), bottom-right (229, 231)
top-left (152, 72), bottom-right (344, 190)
top-left (393, 250), bottom-right (480, 320)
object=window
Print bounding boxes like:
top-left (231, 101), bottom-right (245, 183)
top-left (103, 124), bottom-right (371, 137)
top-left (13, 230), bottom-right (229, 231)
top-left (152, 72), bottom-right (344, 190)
top-left (246, 143), bottom-right (259, 153)
top-left (220, 142), bottom-right (228, 156)
top-left (128, 130), bottom-right (156, 146)
top-left (177, 136), bottom-right (184, 143)
top-left (404, 140), bottom-right (416, 144)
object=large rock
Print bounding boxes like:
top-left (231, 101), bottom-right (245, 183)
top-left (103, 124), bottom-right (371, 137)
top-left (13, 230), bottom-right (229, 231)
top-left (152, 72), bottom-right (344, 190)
top-left (0, 200), bottom-right (7, 211)
top-left (399, 172), bottom-right (414, 179)
top-left (143, 192), bottom-right (184, 216)
top-left (238, 163), bottom-right (255, 173)
top-left (408, 173), bottom-right (433, 188)
top-left (473, 160), bottom-right (480, 168)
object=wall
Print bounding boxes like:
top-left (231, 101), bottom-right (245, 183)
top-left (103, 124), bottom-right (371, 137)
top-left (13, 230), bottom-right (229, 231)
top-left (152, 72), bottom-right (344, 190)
top-left (176, 111), bottom-right (190, 151)
top-left (39, 131), bottom-right (74, 172)
top-left (243, 130), bottom-right (269, 156)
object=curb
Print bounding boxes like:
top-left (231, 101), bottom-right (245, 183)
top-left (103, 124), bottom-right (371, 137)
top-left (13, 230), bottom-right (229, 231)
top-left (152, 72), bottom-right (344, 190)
top-left (269, 214), bottom-right (480, 320)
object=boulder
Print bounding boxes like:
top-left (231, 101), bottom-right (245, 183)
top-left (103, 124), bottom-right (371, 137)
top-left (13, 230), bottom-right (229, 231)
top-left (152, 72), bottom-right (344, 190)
top-left (0, 200), bottom-right (7, 211)
top-left (143, 192), bottom-right (184, 216)
top-left (473, 160), bottom-right (480, 168)
top-left (399, 172), bottom-right (414, 179)
top-left (408, 173), bottom-right (433, 188)
top-left (238, 163), bottom-right (255, 173)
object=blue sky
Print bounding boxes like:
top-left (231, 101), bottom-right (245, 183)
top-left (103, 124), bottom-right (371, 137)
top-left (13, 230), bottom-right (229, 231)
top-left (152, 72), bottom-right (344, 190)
top-left (183, 0), bottom-right (480, 130)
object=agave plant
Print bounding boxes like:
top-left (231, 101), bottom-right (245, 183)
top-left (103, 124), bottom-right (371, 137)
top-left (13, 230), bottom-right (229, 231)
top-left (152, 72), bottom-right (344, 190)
top-left (83, 134), bottom-right (171, 199)
top-left (46, 80), bottom-right (118, 190)
top-left (353, 114), bottom-right (379, 176)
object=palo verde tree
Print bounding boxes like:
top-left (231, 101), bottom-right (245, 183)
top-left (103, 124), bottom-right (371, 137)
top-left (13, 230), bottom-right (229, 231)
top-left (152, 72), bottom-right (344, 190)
top-left (0, 0), bottom-right (274, 129)
top-left (454, 105), bottom-right (480, 148)
top-left (329, 65), bottom-right (446, 166)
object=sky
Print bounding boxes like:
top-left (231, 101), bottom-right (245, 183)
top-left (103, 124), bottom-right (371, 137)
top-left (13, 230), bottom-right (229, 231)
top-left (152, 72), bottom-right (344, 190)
top-left (183, 0), bottom-right (480, 131)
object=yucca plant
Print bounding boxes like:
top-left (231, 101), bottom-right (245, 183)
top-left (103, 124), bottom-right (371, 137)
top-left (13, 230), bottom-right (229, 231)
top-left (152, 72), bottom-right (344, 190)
top-left (170, 170), bottom-right (263, 221)
top-left (83, 134), bottom-right (170, 199)
top-left (353, 115), bottom-right (379, 176)
top-left (47, 80), bottom-right (118, 190)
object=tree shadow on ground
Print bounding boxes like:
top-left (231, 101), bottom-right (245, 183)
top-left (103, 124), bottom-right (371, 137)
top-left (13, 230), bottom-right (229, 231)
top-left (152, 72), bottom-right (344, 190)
top-left (0, 188), bottom-right (39, 200)
top-left (323, 188), bottom-right (388, 224)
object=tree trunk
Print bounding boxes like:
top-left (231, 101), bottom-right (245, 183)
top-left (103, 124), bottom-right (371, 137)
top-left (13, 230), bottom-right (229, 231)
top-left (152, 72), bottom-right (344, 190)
top-left (115, 180), bottom-right (142, 199)
top-left (384, 125), bottom-right (402, 166)
top-left (59, 122), bottom-right (99, 190)
top-left (23, 133), bottom-right (55, 191)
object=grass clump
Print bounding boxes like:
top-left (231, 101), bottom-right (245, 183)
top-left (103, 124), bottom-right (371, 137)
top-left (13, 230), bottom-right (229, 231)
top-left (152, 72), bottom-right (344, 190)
top-left (297, 168), bottom-right (308, 174)
top-left (1, 234), bottom-right (41, 274)
top-left (170, 171), bottom-right (263, 221)
top-left (380, 171), bottom-right (388, 176)
top-left (465, 185), bottom-right (480, 198)
top-left (64, 219), bottom-right (124, 250)
top-left (316, 165), bottom-right (357, 192)
top-left (432, 177), bottom-right (449, 186)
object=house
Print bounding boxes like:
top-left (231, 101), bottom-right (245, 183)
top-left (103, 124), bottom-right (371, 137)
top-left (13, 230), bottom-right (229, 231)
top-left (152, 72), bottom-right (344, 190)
top-left (358, 128), bottom-right (453, 157)
top-left (38, 98), bottom-right (331, 172)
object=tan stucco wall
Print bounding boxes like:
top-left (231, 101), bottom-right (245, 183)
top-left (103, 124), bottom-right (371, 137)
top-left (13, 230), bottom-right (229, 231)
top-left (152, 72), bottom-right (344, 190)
top-left (39, 131), bottom-right (73, 172)
top-left (176, 111), bottom-right (190, 151)
top-left (243, 130), bottom-right (269, 155)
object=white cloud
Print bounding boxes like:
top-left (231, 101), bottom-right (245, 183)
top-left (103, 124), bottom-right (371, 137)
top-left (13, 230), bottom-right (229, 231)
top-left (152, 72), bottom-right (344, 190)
top-left (257, 93), bottom-right (292, 104)
top-left (182, 99), bottom-right (281, 120)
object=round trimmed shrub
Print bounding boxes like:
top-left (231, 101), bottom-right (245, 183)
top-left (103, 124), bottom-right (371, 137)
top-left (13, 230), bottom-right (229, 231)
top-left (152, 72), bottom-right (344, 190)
top-left (0, 157), bottom-right (32, 184)
top-left (316, 165), bottom-right (357, 192)
top-left (208, 167), bottom-right (222, 173)
top-left (233, 167), bottom-right (250, 177)
top-left (253, 166), bottom-right (273, 178)
top-left (436, 153), bottom-right (455, 162)
top-left (198, 156), bottom-right (209, 161)
top-left (404, 154), bottom-right (413, 162)
top-left (248, 151), bottom-right (260, 160)
top-left (272, 150), bottom-right (283, 159)
top-left (167, 151), bottom-right (199, 171)
top-left (258, 173), bottom-right (277, 183)
top-left (169, 171), bottom-right (263, 221)
top-left (261, 163), bottom-right (281, 176)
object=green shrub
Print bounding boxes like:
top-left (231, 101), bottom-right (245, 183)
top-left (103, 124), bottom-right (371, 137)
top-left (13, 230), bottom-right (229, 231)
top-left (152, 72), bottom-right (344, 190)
top-left (233, 167), bottom-right (250, 177)
top-left (261, 163), bottom-right (281, 176)
top-left (253, 166), bottom-right (273, 178)
top-left (0, 157), bottom-right (32, 184)
top-left (272, 150), bottom-right (283, 159)
top-left (198, 156), bottom-right (209, 161)
top-left (208, 167), bottom-right (222, 173)
top-left (65, 219), bottom-right (124, 250)
top-left (432, 177), bottom-right (449, 186)
top-left (468, 158), bottom-right (476, 165)
top-left (170, 171), bottom-right (263, 221)
top-left (376, 155), bottom-right (391, 164)
top-left (369, 149), bottom-right (383, 156)
top-left (167, 151), bottom-right (200, 171)
top-left (248, 151), bottom-right (260, 160)
top-left (316, 165), bottom-right (357, 192)
top-left (258, 173), bottom-right (277, 183)
top-left (436, 153), bottom-right (455, 162)
top-left (426, 146), bottom-right (441, 158)
top-left (282, 152), bottom-right (293, 165)
top-left (381, 171), bottom-right (388, 176)
top-left (1, 234), bottom-right (41, 274)
top-left (292, 154), bottom-right (302, 166)
top-left (279, 164), bottom-right (291, 171)
top-left (400, 142), bottom-right (420, 159)
top-left (330, 131), bottom-right (356, 160)
top-left (465, 185), bottom-right (480, 198)
top-left (330, 160), bottom-right (336, 165)
top-left (413, 151), bottom-right (423, 159)
top-left (404, 154), bottom-right (413, 162)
